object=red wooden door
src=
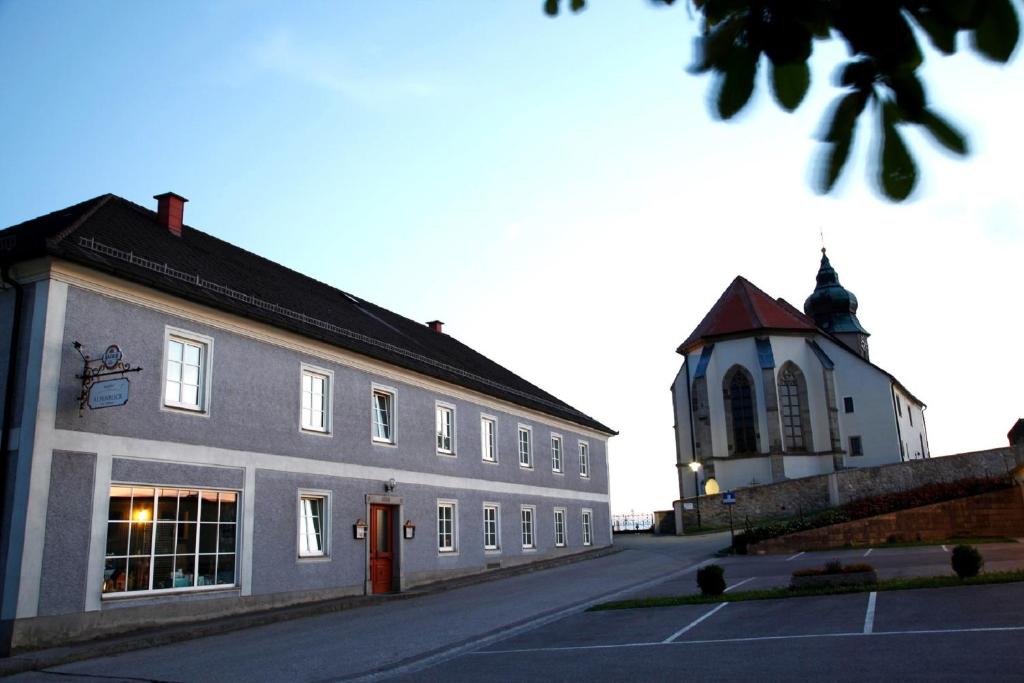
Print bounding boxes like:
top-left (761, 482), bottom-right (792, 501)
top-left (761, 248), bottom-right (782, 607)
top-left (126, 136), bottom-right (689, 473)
top-left (370, 504), bottom-right (393, 593)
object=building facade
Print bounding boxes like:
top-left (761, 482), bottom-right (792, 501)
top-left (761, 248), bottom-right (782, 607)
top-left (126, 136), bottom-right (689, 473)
top-left (672, 250), bottom-right (928, 499)
top-left (0, 193), bottom-right (614, 652)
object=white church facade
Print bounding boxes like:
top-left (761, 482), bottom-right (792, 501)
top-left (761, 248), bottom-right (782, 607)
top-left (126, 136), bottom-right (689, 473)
top-left (672, 250), bottom-right (929, 498)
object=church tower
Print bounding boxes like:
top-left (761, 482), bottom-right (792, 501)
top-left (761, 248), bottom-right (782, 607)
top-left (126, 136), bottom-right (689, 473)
top-left (803, 249), bottom-right (871, 360)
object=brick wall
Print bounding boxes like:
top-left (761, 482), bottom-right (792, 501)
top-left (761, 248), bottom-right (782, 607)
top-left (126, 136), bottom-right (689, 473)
top-left (749, 486), bottom-right (1024, 553)
top-left (675, 445), bottom-right (1024, 531)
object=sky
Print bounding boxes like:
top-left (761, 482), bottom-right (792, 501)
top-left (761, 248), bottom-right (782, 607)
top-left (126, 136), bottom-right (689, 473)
top-left (1, 1), bottom-right (1021, 515)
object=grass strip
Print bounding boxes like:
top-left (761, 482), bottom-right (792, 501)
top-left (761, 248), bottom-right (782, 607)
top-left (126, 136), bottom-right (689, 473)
top-left (588, 569), bottom-right (1024, 611)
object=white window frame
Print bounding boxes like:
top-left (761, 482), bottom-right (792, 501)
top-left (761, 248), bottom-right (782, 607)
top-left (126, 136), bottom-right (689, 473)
top-left (437, 500), bottom-right (458, 554)
top-left (297, 490), bottom-right (331, 559)
top-left (518, 425), bottom-right (533, 469)
top-left (483, 502), bottom-right (501, 552)
top-left (553, 507), bottom-right (567, 547)
top-left (299, 364), bottom-right (333, 435)
top-left (436, 402), bottom-right (456, 456)
top-left (481, 414), bottom-right (498, 464)
top-left (582, 508), bottom-right (593, 547)
top-left (371, 384), bottom-right (396, 445)
top-left (578, 440), bottom-right (590, 479)
top-left (161, 327), bottom-right (214, 415)
top-left (550, 433), bottom-right (563, 474)
top-left (520, 504), bottom-right (536, 550)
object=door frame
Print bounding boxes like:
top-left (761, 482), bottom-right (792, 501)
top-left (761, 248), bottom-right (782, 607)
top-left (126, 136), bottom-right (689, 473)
top-left (364, 494), bottom-right (404, 594)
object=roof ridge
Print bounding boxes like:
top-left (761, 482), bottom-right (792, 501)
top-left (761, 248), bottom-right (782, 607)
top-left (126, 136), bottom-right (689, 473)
top-left (47, 194), bottom-right (114, 246)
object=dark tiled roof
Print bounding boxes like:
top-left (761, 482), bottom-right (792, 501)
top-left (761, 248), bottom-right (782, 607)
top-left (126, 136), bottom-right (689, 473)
top-left (676, 276), bottom-right (817, 353)
top-left (0, 194), bottom-right (615, 434)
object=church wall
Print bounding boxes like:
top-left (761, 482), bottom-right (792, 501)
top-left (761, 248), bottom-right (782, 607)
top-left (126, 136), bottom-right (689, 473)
top-left (714, 457), bottom-right (773, 490)
top-left (783, 454), bottom-right (834, 478)
top-left (702, 338), bottom-right (769, 459)
top-left (893, 387), bottom-right (928, 460)
top-left (819, 338), bottom-right (902, 469)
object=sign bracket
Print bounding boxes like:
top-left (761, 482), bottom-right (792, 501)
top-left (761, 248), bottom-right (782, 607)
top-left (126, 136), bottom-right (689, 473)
top-left (73, 341), bottom-right (142, 416)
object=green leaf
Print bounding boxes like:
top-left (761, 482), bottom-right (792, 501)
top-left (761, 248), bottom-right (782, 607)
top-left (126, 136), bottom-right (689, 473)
top-left (878, 103), bottom-right (918, 201)
top-left (817, 128), bottom-right (853, 194)
top-left (715, 45), bottom-right (759, 119)
top-left (888, 73), bottom-right (926, 121)
top-left (543, 0), bottom-right (559, 16)
top-left (909, 8), bottom-right (958, 54)
top-left (821, 90), bottom-right (868, 142)
top-left (770, 62), bottom-right (810, 111)
top-left (570, 0), bottom-right (585, 11)
top-left (971, 0), bottom-right (1020, 62)
top-left (689, 15), bottom-right (745, 74)
top-left (920, 109), bottom-right (970, 155)
top-left (839, 60), bottom-right (876, 89)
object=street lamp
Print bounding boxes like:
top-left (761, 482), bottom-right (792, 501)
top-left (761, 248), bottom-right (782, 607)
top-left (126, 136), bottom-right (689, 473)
top-left (688, 461), bottom-right (702, 529)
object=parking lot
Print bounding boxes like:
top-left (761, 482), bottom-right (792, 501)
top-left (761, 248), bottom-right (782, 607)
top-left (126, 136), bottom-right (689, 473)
top-left (393, 542), bottom-right (1024, 682)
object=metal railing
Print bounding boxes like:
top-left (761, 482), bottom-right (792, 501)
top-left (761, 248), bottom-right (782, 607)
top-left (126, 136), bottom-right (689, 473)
top-left (612, 513), bottom-right (654, 532)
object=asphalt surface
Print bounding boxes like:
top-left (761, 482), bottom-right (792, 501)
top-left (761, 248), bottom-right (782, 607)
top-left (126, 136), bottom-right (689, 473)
top-left (5, 537), bottom-right (1023, 682)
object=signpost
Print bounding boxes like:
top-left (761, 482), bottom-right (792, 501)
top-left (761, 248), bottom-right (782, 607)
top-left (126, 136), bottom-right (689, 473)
top-left (722, 490), bottom-right (737, 551)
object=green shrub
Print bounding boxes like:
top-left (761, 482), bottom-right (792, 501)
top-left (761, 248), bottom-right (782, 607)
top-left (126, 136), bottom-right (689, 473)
top-left (792, 562), bottom-right (875, 577)
top-left (696, 564), bottom-right (726, 595)
top-left (951, 545), bottom-right (984, 578)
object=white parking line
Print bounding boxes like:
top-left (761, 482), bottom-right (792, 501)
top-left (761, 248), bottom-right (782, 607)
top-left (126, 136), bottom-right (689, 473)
top-left (863, 548), bottom-right (873, 557)
top-left (474, 625), bottom-right (1024, 656)
top-left (942, 545), bottom-right (948, 552)
top-left (785, 552), bottom-right (805, 562)
top-left (725, 577), bottom-right (756, 593)
top-left (663, 603), bottom-right (729, 643)
top-left (864, 592), bottom-right (877, 634)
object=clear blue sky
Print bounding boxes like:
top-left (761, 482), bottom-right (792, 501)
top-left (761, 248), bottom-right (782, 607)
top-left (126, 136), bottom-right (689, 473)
top-left (2, 1), bottom-right (1021, 514)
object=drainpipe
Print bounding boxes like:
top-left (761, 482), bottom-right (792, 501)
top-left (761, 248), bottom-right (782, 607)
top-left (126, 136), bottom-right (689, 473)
top-left (0, 264), bottom-right (23, 656)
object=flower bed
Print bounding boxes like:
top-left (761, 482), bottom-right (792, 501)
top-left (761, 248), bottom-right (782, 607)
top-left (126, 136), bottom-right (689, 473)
top-left (790, 561), bottom-right (877, 589)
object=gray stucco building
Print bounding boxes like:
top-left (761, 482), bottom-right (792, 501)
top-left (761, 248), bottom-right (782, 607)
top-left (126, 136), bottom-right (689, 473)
top-left (0, 192), bottom-right (614, 652)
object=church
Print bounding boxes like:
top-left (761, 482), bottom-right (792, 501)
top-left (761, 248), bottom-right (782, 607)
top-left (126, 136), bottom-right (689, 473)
top-left (672, 250), bottom-right (929, 498)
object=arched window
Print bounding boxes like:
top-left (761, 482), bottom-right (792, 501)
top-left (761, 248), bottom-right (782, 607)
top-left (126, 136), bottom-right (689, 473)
top-left (778, 363), bottom-right (811, 452)
top-left (724, 367), bottom-right (758, 454)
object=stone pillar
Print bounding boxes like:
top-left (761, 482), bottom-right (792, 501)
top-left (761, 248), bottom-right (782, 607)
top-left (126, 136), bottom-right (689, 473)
top-left (692, 377), bottom-right (713, 460)
top-left (761, 367), bottom-right (783, 453)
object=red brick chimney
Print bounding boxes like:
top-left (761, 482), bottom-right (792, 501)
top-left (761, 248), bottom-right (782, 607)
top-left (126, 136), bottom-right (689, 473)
top-left (154, 192), bottom-right (189, 237)
top-left (426, 320), bottom-right (444, 333)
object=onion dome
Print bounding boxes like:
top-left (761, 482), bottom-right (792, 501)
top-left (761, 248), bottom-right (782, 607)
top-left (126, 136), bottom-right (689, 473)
top-left (803, 249), bottom-right (869, 336)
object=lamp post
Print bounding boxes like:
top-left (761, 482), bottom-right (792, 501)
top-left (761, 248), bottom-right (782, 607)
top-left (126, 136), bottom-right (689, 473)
top-left (688, 461), bottom-right (702, 529)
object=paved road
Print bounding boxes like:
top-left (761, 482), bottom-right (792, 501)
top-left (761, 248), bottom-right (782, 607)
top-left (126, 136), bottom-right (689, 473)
top-left (6, 533), bottom-right (728, 682)
top-left (7, 537), bottom-right (1022, 682)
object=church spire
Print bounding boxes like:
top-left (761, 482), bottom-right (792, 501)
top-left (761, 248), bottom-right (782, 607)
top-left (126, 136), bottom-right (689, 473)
top-left (803, 249), bottom-right (871, 360)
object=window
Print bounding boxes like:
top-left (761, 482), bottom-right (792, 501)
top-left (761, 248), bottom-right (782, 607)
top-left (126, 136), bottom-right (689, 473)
top-left (483, 504), bottom-right (500, 551)
top-left (578, 441), bottom-right (590, 478)
top-left (481, 416), bottom-right (497, 463)
top-left (437, 501), bottom-right (457, 553)
top-left (849, 435), bottom-right (863, 457)
top-left (520, 506), bottom-right (536, 549)
top-left (582, 509), bottom-right (593, 546)
top-left (896, 396), bottom-right (903, 417)
top-left (518, 426), bottom-right (533, 468)
top-left (103, 486), bottom-right (236, 595)
top-left (909, 406), bottom-right (914, 426)
top-left (163, 330), bottom-right (212, 412)
top-left (778, 366), bottom-right (807, 451)
top-left (436, 403), bottom-right (455, 454)
top-left (298, 493), bottom-right (328, 557)
top-left (551, 434), bottom-right (563, 473)
top-left (725, 367), bottom-right (757, 454)
top-left (372, 387), bottom-right (395, 443)
top-left (300, 366), bottom-right (331, 433)
top-left (843, 396), bottom-right (855, 413)
top-left (553, 508), bottom-right (566, 547)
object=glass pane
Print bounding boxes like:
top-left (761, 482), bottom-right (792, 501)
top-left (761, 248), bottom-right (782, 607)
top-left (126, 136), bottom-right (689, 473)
top-left (108, 487), bottom-right (132, 520)
top-left (176, 522), bottom-right (197, 554)
top-left (301, 407), bottom-right (311, 426)
top-left (216, 554), bottom-right (235, 585)
top-left (130, 488), bottom-right (154, 522)
top-left (182, 364), bottom-right (200, 386)
top-left (197, 555), bottom-right (216, 586)
top-left (200, 492), bottom-right (219, 522)
top-left (106, 522), bottom-right (129, 556)
top-left (165, 380), bottom-right (180, 403)
top-left (183, 343), bottom-right (200, 366)
top-left (219, 493), bottom-right (237, 523)
top-left (103, 557), bottom-right (127, 593)
top-left (154, 522), bottom-right (176, 554)
top-left (152, 555), bottom-right (175, 590)
top-left (173, 555), bottom-right (195, 587)
top-left (302, 374), bottom-right (311, 392)
top-left (375, 509), bottom-right (388, 552)
top-left (129, 522), bottom-right (153, 556)
top-left (168, 340), bottom-right (183, 362)
top-left (179, 491), bottom-right (199, 521)
top-left (199, 523), bottom-right (218, 553)
top-left (181, 385), bottom-right (199, 406)
top-left (166, 360), bottom-right (181, 382)
top-left (157, 491), bottom-right (179, 520)
top-left (218, 524), bottom-right (236, 553)
top-left (126, 557), bottom-right (151, 591)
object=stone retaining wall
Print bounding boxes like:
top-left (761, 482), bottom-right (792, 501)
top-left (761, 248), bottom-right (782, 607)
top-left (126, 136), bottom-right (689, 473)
top-left (674, 446), bottom-right (1024, 532)
top-left (749, 486), bottom-right (1024, 554)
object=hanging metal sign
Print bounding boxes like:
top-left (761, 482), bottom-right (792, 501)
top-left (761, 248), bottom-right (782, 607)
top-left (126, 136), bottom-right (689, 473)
top-left (88, 378), bottom-right (130, 409)
top-left (74, 341), bottom-right (143, 416)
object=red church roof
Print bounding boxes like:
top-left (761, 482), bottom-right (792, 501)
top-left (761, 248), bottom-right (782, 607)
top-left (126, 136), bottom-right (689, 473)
top-left (676, 276), bottom-right (818, 354)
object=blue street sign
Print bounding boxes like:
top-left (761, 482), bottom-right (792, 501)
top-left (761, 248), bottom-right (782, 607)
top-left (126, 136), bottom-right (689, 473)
top-left (722, 491), bottom-right (737, 505)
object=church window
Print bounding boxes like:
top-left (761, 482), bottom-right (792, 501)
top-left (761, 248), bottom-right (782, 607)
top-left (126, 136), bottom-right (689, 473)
top-left (849, 436), bottom-right (863, 456)
top-left (778, 363), bottom-right (811, 452)
top-left (727, 371), bottom-right (757, 454)
top-left (843, 396), bottom-right (854, 413)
